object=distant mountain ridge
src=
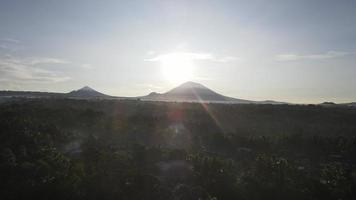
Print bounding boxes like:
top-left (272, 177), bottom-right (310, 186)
top-left (0, 82), bottom-right (287, 104)
top-left (320, 102), bottom-right (356, 108)
top-left (3, 82), bottom-right (354, 105)
top-left (0, 86), bottom-right (112, 99)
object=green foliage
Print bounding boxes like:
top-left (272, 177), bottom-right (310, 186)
top-left (0, 99), bottom-right (356, 200)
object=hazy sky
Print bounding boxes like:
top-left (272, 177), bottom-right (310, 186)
top-left (1, 0), bottom-right (356, 103)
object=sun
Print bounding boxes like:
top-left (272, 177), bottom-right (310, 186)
top-left (159, 53), bottom-right (194, 84)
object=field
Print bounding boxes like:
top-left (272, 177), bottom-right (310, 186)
top-left (1, 98), bottom-right (356, 200)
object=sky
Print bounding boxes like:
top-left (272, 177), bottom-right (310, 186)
top-left (0, 0), bottom-right (356, 103)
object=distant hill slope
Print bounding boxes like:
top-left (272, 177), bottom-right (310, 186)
top-left (338, 102), bottom-right (356, 108)
top-left (0, 86), bottom-right (112, 99)
top-left (0, 90), bottom-right (64, 98)
top-left (141, 81), bottom-right (285, 104)
top-left (343, 102), bottom-right (356, 107)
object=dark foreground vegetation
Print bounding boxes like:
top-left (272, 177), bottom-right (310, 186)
top-left (1, 98), bottom-right (356, 200)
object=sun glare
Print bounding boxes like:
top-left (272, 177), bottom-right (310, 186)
top-left (159, 53), bottom-right (194, 84)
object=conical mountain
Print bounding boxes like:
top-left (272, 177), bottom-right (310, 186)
top-left (143, 81), bottom-right (253, 103)
top-left (67, 86), bottom-right (108, 98)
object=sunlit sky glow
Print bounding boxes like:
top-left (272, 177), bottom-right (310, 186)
top-left (146, 52), bottom-right (195, 84)
top-left (0, 0), bottom-right (356, 103)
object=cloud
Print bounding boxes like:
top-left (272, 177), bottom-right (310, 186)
top-left (26, 57), bottom-right (71, 65)
top-left (0, 39), bottom-right (90, 86)
top-left (80, 63), bottom-right (93, 69)
top-left (0, 55), bottom-right (71, 84)
top-left (275, 51), bottom-right (355, 61)
top-left (0, 38), bottom-right (23, 52)
top-left (146, 50), bottom-right (156, 56)
top-left (144, 52), bottom-right (239, 63)
top-left (0, 38), bottom-right (20, 44)
top-left (212, 56), bottom-right (239, 63)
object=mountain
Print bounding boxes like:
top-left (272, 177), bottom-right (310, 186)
top-left (0, 86), bottom-right (113, 100)
top-left (0, 91), bottom-right (64, 98)
top-left (0, 83), bottom-right (288, 104)
top-left (67, 86), bottom-right (109, 98)
top-left (317, 102), bottom-right (356, 108)
top-left (142, 81), bottom-right (255, 104)
top-left (347, 102), bottom-right (356, 107)
top-left (340, 102), bottom-right (356, 108)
